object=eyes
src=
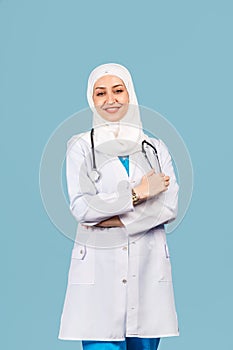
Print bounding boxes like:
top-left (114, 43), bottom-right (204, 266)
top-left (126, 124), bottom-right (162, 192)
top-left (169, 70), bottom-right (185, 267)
top-left (95, 89), bottom-right (124, 97)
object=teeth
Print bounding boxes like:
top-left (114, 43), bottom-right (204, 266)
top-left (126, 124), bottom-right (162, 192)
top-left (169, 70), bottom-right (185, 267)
top-left (105, 108), bottom-right (119, 112)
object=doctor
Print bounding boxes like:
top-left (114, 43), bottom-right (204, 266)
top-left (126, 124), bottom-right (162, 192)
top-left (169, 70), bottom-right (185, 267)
top-left (58, 63), bottom-right (179, 350)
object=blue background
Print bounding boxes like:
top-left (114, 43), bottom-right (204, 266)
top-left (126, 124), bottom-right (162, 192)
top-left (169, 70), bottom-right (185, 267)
top-left (1, 0), bottom-right (232, 349)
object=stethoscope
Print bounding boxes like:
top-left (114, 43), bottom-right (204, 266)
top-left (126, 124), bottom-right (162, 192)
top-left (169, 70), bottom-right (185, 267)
top-left (89, 128), bottom-right (162, 182)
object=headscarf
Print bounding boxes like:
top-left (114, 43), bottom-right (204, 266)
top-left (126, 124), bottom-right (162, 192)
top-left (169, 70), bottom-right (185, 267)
top-left (83, 63), bottom-right (150, 156)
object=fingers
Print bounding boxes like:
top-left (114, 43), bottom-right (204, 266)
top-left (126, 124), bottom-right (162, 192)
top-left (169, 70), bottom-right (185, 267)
top-left (157, 174), bottom-right (170, 190)
top-left (82, 224), bottom-right (90, 229)
top-left (164, 175), bottom-right (170, 188)
top-left (146, 170), bottom-right (169, 177)
top-left (140, 171), bottom-right (171, 197)
top-left (146, 169), bottom-right (155, 177)
top-left (147, 170), bottom-right (166, 179)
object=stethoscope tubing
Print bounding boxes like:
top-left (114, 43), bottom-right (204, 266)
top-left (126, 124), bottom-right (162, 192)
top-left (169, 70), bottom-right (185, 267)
top-left (90, 128), bottom-right (101, 182)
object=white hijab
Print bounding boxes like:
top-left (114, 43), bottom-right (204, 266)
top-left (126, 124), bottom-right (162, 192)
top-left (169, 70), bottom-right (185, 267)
top-left (84, 63), bottom-right (150, 156)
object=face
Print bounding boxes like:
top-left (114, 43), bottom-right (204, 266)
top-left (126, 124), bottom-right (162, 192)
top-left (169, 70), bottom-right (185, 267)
top-left (92, 75), bottom-right (129, 122)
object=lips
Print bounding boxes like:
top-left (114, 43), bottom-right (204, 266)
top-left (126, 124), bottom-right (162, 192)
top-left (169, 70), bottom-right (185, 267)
top-left (104, 107), bottom-right (121, 114)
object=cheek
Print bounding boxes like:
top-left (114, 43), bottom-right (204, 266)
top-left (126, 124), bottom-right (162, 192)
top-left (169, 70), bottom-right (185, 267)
top-left (123, 91), bottom-right (130, 104)
top-left (93, 95), bottom-right (103, 107)
top-left (117, 92), bottom-right (129, 105)
top-left (122, 104), bottom-right (129, 114)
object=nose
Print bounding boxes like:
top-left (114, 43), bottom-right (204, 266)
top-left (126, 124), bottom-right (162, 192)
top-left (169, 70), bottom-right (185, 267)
top-left (106, 92), bottom-right (116, 105)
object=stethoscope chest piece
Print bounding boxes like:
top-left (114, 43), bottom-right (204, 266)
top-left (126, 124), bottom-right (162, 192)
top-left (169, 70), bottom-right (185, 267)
top-left (89, 169), bottom-right (101, 182)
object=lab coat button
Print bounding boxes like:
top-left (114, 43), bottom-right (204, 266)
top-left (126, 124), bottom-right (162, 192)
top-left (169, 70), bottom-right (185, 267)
top-left (122, 246), bottom-right (127, 251)
top-left (122, 279), bottom-right (127, 284)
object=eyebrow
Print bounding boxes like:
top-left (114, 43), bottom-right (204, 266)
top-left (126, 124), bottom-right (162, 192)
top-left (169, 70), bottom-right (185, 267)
top-left (94, 84), bottom-right (124, 90)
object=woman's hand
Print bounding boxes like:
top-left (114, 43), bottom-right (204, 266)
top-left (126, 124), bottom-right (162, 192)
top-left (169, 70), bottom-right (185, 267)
top-left (94, 215), bottom-right (124, 228)
top-left (133, 169), bottom-right (170, 202)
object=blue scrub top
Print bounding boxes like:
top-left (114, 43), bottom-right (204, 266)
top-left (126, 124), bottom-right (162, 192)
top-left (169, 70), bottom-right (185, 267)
top-left (118, 156), bottom-right (129, 176)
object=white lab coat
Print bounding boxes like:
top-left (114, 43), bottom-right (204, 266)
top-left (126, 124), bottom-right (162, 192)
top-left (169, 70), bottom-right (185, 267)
top-left (58, 134), bottom-right (179, 341)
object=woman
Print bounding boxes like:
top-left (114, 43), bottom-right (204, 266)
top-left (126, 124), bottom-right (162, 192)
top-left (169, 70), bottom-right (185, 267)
top-left (58, 63), bottom-right (179, 350)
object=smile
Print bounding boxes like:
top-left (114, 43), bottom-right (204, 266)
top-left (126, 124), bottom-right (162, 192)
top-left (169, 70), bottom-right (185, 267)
top-left (103, 107), bottom-right (121, 114)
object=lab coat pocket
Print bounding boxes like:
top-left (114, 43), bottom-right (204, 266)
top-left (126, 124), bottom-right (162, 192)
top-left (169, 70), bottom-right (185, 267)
top-left (158, 243), bottom-right (172, 283)
top-left (68, 243), bottom-right (95, 284)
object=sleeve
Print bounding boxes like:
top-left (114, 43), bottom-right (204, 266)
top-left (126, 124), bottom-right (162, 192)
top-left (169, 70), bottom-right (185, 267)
top-left (118, 139), bottom-right (179, 235)
top-left (66, 138), bottom-right (135, 225)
